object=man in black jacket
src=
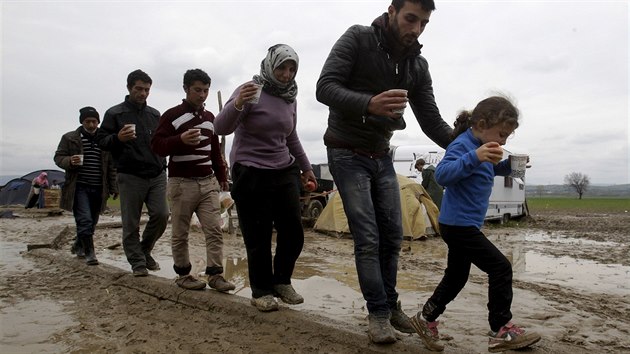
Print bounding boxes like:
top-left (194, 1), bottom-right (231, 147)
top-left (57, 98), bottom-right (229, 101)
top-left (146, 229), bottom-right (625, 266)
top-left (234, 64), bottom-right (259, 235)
top-left (97, 69), bottom-right (169, 277)
top-left (316, 0), bottom-right (453, 344)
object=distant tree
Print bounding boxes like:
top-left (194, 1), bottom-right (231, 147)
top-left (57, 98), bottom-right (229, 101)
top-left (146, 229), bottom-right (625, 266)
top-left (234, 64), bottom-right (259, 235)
top-left (536, 185), bottom-right (545, 198)
top-left (564, 172), bottom-right (590, 199)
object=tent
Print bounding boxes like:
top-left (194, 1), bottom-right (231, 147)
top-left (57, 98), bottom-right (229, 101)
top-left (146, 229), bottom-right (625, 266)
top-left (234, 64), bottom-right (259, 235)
top-left (0, 170), bottom-right (65, 206)
top-left (314, 174), bottom-right (440, 240)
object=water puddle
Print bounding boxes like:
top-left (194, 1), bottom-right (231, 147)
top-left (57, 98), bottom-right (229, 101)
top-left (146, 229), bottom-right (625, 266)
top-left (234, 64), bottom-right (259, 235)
top-left (505, 231), bottom-right (629, 296)
top-left (0, 299), bottom-right (77, 353)
top-left (518, 251), bottom-right (630, 296)
top-left (0, 241), bottom-right (36, 273)
top-left (91, 228), bottom-right (629, 319)
top-left (0, 241), bottom-right (76, 353)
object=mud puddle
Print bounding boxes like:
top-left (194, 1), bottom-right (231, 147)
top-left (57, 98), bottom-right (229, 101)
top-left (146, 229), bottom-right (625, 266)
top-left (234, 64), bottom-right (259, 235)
top-left (0, 241), bottom-right (77, 353)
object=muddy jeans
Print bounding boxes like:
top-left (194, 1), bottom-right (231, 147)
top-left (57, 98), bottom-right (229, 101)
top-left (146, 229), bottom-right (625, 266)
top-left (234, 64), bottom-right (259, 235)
top-left (167, 176), bottom-right (224, 276)
top-left (327, 148), bottom-right (403, 316)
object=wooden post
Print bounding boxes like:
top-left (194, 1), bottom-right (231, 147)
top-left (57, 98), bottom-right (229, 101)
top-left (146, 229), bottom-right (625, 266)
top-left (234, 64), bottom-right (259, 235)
top-left (218, 90), bottom-right (225, 156)
top-left (217, 90), bottom-right (237, 236)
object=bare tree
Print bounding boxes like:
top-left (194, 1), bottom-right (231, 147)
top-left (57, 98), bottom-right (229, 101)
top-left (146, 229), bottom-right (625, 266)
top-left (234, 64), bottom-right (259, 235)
top-left (564, 172), bottom-right (590, 199)
top-left (536, 185), bottom-right (545, 198)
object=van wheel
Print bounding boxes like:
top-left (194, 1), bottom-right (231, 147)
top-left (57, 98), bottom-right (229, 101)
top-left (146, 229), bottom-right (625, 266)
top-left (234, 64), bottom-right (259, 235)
top-left (306, 200), bottom-right (324, 221)
top-left (501, 213), bottom-right (511, 225)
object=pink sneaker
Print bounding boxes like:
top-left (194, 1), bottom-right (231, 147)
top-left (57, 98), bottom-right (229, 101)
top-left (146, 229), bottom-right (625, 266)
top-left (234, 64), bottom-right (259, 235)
top-left (488, 322), bottom-right (541, 353)
top-left (410, 313), bottom-right (444, 352)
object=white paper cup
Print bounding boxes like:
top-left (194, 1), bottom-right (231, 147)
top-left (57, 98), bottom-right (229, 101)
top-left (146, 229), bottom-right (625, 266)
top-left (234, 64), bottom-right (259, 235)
top-left (77, 154), bottom-right (84, 166)
top-left (389, 89), bottom-right (408, 115)
top-left (247, 84), bottom-right (263, 104)
top-left (510, 154), bottom-right (528, 178)
top-left (125, 123), bottom-right (136, 134)
top-left (188, 128), bottom-right (202, 143)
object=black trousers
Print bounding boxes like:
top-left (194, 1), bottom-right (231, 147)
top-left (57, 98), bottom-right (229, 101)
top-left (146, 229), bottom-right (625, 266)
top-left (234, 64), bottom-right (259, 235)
top-left (231, 162), bottom-right (304, 299)
top-left (424, 224), bottom-right (513, 332)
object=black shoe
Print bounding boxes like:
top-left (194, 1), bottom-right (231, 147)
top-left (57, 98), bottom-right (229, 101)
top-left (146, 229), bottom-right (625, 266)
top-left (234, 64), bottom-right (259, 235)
top-left (133, 268), bottom-right (149, 277)
top-left (85, 255), bottom-right (99, 265)
top-left (82, 236), bottom-right (98, 265)
top-left (390, 301), bottom-right (415, 333)
top-left (145, 253), bottom-right (160, 271)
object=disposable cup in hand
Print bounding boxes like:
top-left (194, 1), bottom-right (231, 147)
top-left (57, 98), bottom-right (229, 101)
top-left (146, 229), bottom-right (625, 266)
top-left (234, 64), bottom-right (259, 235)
top-left (510, 154), bottom-right (528, 178)
top-left (188, 128), bottom-right (202, 143)
top-left (125, 124), bottom-right (136, 134)
top-left (247, 84), bottom-right (263, 104)
top-left (77, 154), bottom-right (84, 166)
top-left (389, 89), bottom-right (408, 115)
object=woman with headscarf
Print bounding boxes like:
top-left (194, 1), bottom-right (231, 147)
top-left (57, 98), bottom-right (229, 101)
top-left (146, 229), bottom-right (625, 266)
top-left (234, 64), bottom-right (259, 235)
top-left (25, 172), bottom-right (49, 209)
top-left (214, 44), bottom-right (317, 312)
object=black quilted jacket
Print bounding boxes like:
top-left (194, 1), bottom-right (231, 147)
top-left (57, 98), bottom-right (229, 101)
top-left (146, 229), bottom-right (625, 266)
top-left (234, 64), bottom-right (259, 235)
top-left (316, 13), bottom-right (453, 153)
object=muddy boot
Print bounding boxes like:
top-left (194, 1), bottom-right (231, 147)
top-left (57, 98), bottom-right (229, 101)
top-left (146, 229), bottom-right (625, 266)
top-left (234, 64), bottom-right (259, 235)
top-left (367, 313), bottom-right (397, 344)
top-left (82, 236), bottom-right (99, 266)
top-left (71, 237), bottom-right (85, 258)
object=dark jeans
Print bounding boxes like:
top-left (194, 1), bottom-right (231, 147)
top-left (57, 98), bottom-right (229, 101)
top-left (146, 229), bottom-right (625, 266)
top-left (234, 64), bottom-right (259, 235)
top-left (424, 224), bottom-right (513, 332)
top-left (231, 163), bottom-right (304, 299)
top-left (73, 183), bottom-right (102, 244)
top-left (327, 148), bottom-right (403, 316)
top-left (117, 172), bottom-right (169, 271)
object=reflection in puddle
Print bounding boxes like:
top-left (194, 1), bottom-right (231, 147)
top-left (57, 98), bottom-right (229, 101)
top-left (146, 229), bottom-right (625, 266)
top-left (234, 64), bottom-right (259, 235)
top-left (520, 251), bottom-right (630, 296)
top-left (0, 241), bottom-right (76, 353)
top-left (525, 231), bottom-right (620, 247)
top-left (0, 241), bottom-right (36, 273)
top-left (93, 228), bottom-right (629, 318)
top-left (0, 299), bottom-right (76, 354)
top-left (492, 231), bottom-right (630, 297)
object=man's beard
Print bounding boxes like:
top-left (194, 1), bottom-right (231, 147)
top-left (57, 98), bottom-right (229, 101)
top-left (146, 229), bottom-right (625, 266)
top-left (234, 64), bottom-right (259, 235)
top-left (390, 17), bottom-right (416, 48)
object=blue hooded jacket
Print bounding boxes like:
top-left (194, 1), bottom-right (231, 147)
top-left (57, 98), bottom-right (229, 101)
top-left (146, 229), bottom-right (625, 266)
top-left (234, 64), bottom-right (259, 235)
top-left (436, 129), bottom-right (511, 229)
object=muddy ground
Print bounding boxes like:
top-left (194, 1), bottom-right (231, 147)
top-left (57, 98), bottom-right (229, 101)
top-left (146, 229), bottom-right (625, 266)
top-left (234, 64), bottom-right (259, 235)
top-left (1, 207), bottom-right (629, 353)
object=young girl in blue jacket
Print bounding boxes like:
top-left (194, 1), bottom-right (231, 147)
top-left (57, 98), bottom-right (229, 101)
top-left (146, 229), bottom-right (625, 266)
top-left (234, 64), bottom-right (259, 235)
top-left (410, 96), bottom-right (541, 352)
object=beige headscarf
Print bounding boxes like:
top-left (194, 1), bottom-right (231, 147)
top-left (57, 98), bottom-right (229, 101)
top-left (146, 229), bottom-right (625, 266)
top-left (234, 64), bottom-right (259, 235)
top-left (253, 44), bottom-right (299, 102)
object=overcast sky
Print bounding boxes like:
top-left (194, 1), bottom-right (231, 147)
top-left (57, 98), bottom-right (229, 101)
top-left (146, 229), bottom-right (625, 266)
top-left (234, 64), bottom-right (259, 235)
top-left (1, 1), bottom-right (628, 185)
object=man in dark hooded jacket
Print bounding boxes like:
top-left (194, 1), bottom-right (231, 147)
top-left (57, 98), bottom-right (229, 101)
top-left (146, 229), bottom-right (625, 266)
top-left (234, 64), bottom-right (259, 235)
top-left (316, 0), bottom-right (452, 344)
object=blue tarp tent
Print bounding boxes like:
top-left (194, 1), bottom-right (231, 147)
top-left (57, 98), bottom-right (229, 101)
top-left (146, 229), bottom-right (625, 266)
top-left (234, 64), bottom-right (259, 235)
top-left (0, 170), bottom-right (65, 206)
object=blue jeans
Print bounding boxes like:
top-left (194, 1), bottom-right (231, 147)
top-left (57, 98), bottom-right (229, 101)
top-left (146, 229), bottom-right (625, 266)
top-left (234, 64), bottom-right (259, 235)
top-left (117, 172), bottom-right (169, 271)
top-left (327, 148), bottom-right (403, 316)
top-left (73, 183), bottom-right (102, 244)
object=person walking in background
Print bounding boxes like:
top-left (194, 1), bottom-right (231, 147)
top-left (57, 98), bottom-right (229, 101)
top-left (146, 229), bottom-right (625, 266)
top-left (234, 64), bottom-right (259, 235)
top-left (415, 158), bottom-right (443, 210)
top-left (316, 0), bottom-right (453, 343)
top-left (152, 69), bottom-right (235, 292)
top-left (410, 96), bottom-right (541, 352)
top-left (214, 44), bottom-right (317, 312)
top-left (54, 106), bottom-right (118, 265)
top-left (25, 172), bottom-right (49, 209)
top-left (97, 69), bottom-right (169, 277)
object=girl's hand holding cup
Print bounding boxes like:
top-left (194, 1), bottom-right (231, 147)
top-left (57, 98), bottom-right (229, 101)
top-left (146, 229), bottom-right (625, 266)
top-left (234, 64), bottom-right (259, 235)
top-left (476, 142), bottom-right (503, 164)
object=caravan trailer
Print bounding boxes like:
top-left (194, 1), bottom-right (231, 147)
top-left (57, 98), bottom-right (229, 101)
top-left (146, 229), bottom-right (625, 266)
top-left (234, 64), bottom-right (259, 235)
top-left (390, 145), bottom-right (528, 223)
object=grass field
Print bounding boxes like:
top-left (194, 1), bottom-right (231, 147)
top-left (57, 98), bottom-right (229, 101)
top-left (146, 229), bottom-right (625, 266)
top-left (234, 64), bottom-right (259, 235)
top-left (526, 197), bottom-right (630, 213)
top-left (107, 197), bottom-right (121, 210)
top-left (108, 196), bottom-right (630, 214)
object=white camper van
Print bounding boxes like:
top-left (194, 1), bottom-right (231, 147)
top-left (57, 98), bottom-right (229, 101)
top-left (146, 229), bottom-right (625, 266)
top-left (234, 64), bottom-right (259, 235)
top-left (390, 144), bottom-right (528, 223)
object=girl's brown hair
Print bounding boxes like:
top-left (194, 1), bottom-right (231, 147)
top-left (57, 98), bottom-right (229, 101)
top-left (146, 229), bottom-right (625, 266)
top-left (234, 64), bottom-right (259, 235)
top-left (451, 96), bottom-right (520, 141)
